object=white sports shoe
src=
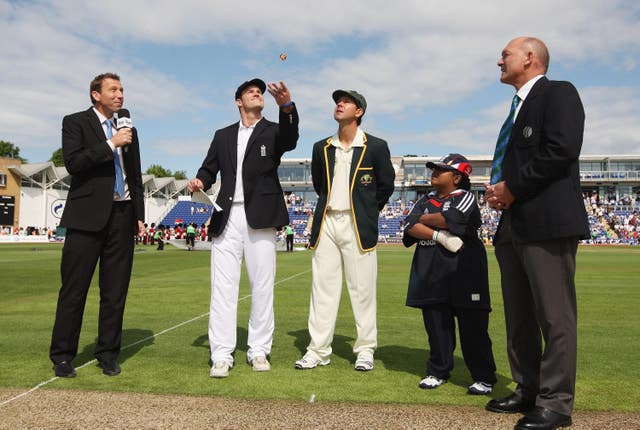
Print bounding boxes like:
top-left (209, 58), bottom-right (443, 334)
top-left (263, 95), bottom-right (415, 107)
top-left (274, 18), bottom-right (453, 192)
top-left (467, 381), bottom-right (493, 395)
top-left (419, 375), bottom-right (446, 389)
top-left (295, 353), bottom-right (330, 369)
top-left (354, 352), bottom-right (374, 371)
top-left (251, 356), bottom-right (271, 372)
top-left (209, 361), bottom-right (232, 378)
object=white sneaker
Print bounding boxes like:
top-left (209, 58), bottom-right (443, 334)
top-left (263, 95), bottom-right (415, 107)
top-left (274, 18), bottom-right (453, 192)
top-left (354, 352), bottom-right (374, 371)
top-left (209, 361), bottom-right (232, 378)
top-left (467, 381), bottom-right (493, 395)
top-left (250, 356), bottom-right (271, 372)
top-left (295, 353), bottom-right (330, 369)
top-left (419, 375), bottom-right (446, 389)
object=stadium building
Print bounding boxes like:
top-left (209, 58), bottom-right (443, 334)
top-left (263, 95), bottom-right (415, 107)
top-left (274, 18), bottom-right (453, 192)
top-left (277, 155), bottom-right (640, 204)
top-left (1, 155), bottom-right (638, 244)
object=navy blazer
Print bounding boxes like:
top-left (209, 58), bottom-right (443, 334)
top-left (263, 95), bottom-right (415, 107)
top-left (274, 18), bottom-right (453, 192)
top-left (60, 108), bottom-right (144, 233)
top-left (496, 77), bottom-right (589, 243)
top-left (309, 133), bottom-right (395, 251)
top-left (196, 106), bottom-right (299, 236)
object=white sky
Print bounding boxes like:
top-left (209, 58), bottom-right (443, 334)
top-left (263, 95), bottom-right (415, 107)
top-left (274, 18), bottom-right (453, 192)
top-left (1, 0), bottom-right (639, 176)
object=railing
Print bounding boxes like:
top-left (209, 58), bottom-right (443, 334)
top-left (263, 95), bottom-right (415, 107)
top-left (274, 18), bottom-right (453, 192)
top-left (580, 171), bottom-right (640, 180)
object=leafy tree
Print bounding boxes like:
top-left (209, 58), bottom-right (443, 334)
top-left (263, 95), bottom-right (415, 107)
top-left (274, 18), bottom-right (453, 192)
top-left (145, 164), bottom-right (172, 178)
top-left (173, 170), bottom-right (187, 180)
top-left (0, 140), bottom-right (27, 162)
top-left (49, 148), bottom-right (65, 167)
top-left (145, 164), bottom-right (186, 179)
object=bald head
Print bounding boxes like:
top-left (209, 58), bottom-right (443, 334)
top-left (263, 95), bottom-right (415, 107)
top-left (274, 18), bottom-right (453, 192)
top-left (521, 37), bottom-right (549, 72)
top-left (498, 36), bottom-right (550, 89)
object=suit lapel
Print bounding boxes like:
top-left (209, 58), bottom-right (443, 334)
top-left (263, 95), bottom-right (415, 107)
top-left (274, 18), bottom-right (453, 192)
top-left (229, 123), bottom-right (240, 173)
top-left (122, 129), bottom-right (136, 177)
top-left (323, 140), bottom-right (335, 194)
top-left (244, 119), bottom-right (267, 162)
top-left (350, 146), bottom-right (364, 182)
top-left (512, 76), bottom-right (547, 136)
top-left (348, 134), bottom-right (368, 190)
top-left (87, 107), bottom-right (107, 141)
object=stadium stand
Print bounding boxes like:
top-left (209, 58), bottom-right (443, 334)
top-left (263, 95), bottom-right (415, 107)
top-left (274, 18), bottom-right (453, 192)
top-left (158, 201), bottom-right (213, 227)
top-left (151, 195), bottom-right (639, 247)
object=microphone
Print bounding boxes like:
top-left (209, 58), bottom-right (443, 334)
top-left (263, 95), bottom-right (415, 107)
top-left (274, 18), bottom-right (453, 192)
top-left (115, 109), bottom-right (132, 152)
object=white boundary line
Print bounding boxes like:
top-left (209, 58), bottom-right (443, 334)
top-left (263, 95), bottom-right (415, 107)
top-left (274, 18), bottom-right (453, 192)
top-left (0, 268), bottom-right (311, 408)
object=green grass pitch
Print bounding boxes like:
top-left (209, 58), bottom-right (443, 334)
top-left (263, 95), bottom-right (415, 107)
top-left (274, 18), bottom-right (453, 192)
top-left (0, 243), bottom-right (638, 411)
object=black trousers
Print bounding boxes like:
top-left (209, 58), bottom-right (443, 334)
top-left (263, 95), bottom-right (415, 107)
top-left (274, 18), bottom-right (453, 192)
top-left (422, 304), bottom-right (497, 384)
top-left (50, 201), bottom-right (134, 364)
top-left (186, 233), bottom-right (195, 248)
top-left (494, 213), bottom-right (578, 416)
top-left (286, 234), bottom-right (294, 251)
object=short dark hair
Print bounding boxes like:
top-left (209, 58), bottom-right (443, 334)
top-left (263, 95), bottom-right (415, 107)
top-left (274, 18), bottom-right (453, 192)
top-left (90, 73), bottom-right (121, 104)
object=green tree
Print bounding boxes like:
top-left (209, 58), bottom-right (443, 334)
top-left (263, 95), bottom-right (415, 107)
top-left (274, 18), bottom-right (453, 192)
top-left (145, 164), bottom-right (188, 179)
top-left (49, 147), bottom-right (65, 167)
top-left (173, 170), bottom-right (187, 180)
top-left (145, 164), bottom-right (172, 178)
top-left (0, 140), bottom-right (27, 162)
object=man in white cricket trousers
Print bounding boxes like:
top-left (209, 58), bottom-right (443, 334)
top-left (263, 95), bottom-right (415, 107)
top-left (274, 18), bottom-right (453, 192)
top-left (188, 78), bottom-right (299, 378)
top-left (295, 89), bottom-right (395, 371)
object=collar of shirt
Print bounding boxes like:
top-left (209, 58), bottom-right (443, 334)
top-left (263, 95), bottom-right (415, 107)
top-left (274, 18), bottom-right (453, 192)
top-left (329, 127), bottom-right (366, 149)
top-left (93, 107), bottom-right (114, 129)
top-left (514, 74), bottom-right (545, 118)
top-left (428, 189), bottom-right (464, 200)
top-left (238, 117), bottom-right (262, 132)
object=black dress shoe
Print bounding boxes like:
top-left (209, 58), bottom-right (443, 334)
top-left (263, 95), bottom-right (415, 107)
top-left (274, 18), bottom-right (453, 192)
top-left (53, 361), bottom-right (76, 378)
top-left (515, 406), bottom-right (572, 430)
top-left (99, 360), bottom-right (121, 376)
top-left (486, 392), bottom-right (535, 414)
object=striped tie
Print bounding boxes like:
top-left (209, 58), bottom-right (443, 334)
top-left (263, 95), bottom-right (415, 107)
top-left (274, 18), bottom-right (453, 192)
top-left (489, 94), bottom-right (520, 184)
top-left (105, 119), bottom-right (125, 198)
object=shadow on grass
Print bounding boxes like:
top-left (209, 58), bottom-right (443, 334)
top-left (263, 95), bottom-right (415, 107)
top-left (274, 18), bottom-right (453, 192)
top-left (288, 328), bottom-right (355, 361)
top-left (75, 328), bottom-right (155, 366)
top-left (377, 344), bottom-right (426, 377)
top-left (191, 327), bottom-right (251, 365)
top-left (370, 344), bottom-right (513, 393)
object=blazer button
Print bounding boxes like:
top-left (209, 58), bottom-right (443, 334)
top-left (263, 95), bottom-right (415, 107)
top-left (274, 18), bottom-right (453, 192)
top-left (228, 197), bottom-right (232, 200)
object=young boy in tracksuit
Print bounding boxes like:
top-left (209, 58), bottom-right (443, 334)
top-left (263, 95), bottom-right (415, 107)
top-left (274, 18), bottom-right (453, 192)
top-left (402, 153), bottom-right (497, 395)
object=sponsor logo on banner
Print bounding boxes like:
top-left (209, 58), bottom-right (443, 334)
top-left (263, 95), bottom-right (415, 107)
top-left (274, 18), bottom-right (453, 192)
top-left (51, 199), bottom-right (66, 219)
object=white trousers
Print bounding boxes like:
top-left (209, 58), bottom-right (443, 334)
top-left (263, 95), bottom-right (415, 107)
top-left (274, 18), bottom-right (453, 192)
top-left (307, 210), bottom-right (378, 361)
top-left (209, 203), bottom-right (275, 365)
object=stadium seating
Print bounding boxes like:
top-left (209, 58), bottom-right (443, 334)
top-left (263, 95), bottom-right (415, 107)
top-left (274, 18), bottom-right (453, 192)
top-left (159, 201), bottom-right (213, 227)
top-left (157, 199), bottom-right (638, 246)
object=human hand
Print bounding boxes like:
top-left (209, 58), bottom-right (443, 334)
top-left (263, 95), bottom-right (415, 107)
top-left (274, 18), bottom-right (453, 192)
top-left (267, 81), bottom-right (292, 107)
top-left (137, 220), bottom-right (146, 237)
top-left (188, 178), bottom-right (204, 193)
top-left (485, 181), bottom-right (515, 210)
top-left (433, 230), bottom-right (464, 253)
top-left (111, 128), bottom-right (132, 147)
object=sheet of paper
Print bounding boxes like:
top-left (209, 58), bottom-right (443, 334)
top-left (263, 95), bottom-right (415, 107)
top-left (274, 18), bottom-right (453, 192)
top-left (192, 190), bottom-right (222, 212)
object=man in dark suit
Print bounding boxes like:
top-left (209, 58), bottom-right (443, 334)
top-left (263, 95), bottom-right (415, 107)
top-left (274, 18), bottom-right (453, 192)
top-left (295, 90), bottom-right (395, 372)
top-left (188, 78), bottom-right (298, 378)
top-left (50, 73), bottom-right (145, 378)
top-left (484, 37), bottom-right (589, 430)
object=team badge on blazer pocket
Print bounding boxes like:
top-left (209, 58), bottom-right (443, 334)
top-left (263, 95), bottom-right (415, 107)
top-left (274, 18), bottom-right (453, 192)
top-left (523, 126), bottom-right (533, 138)
top-left (360, 173), bottom-right (373, 186)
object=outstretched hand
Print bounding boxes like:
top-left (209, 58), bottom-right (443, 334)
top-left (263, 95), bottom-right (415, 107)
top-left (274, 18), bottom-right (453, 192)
top-left (267, 81), bottom-right (292, 108)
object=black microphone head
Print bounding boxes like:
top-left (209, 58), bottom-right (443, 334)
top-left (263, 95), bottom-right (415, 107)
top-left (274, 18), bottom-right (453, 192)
top-left (116, 108), bottom-right (132, 129)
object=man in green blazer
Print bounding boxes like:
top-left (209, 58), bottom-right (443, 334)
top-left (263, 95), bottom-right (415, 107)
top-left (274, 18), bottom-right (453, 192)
top-left (295, 89), bottom-right (395, 372)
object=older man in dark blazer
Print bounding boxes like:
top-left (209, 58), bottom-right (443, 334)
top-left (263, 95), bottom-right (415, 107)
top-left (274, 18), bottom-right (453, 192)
top-left (189, 78), bottom-right (298, 378)
top-left (295, 89), bottom-right (395, 372)
top-left (50, 73), bottom-right (145, 378)
top-left (485, 37), bottom-right (589, 430)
